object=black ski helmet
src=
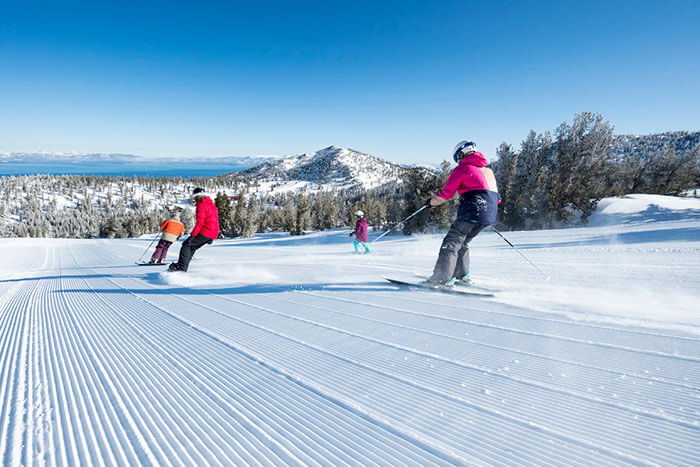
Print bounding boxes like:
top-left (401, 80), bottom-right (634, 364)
top-left (191, 187), bottom-right (206, 200)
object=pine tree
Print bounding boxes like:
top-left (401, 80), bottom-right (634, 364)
top-left (401, 170), bottom-right (431, 234)
top-left (647, 144), bottom-right (699, 195)
top-left (548, 112), bottom-right (615, 224)
top-left (214, 192), bottom-right (234, 237)
top-left (282, 200), bottom-right (297, 233)
top-left (293, 193), bottom-right (311, 235)
top-left (493, 143), bottom-right (519, 227)
top-left (241, 196), bottom-right (259, 238)
top-left (232, 190), bottom-right (247, 237)
top-left (430, 160), bottom-right (455, 230)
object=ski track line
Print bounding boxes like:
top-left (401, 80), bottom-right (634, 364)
top-left (62, 248), bottom-right (304, 465)
top-left (81, 275), bottom-right (471, 466)
top-left (16, 245), bottom-right (248, 466)
top-left (83, 250), bottom-right (326, 466)
top-left (122, 299), bottom-right (602, 466)
top-left (168, 289), bottom-right (700, 464)
top-left (0, 244), bottom-right (57, 465)
top-left (109, 276), bottom-right (682, 466)
top-left (59, 277), bottom-right (288, 466)
top-left (296, 289), bottom-right (700, 395)
top-left (78, 284), bottom-right (440, 467)
top-left (49, 248), bottom-right (151, 466)
top-left (305, 289), bottom-right (700, 390)
top-left (0, 242), bottom-right (52, 323)
top-left (262, 292), bottom-right (700, 424)
top-left (214, 288), bottom-right (700, 426)
top-left (300, 289), bottom-right (700, 364)
top-left (330, 283), bottom-right (700, 360)
top-left (65, 247), bottom-right (454, 466)
top-left (0, 273), bottom-right (36, 465)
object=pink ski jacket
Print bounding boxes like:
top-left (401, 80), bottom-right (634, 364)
top-left (352, 217), bottom-right (368, 242)
top-left (436, 151), bottom-right (500, 225)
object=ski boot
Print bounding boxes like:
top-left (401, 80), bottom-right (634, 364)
top-left (425, 277), bottom-right (454, 289)
top-left (452, 273), bottom-right (475, 287)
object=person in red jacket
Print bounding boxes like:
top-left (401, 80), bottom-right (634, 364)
top-left (169, 188), bottom-right (220, 272)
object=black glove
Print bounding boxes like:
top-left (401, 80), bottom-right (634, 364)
top-left (349, 232), bottom-right (354, 236)
top-left (424, 197), bottom-right (434, 209)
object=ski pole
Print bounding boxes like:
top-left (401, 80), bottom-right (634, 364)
top-left (491, 226), bottom-right (549, 280)
top-left (136, 231), bottom-right (161, 264)
top-left (371, 205), bottom-right (427, 244)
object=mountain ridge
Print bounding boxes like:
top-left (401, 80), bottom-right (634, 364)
top-left (235, 145), bottom-right (430, 191)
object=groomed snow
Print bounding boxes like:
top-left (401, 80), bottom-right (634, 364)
top-left (1, 195), bottom-right (699, 465)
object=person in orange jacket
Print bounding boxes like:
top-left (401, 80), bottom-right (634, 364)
top-left (150, 207), bottom-right (185, 264)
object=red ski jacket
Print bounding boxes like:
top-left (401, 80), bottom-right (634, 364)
top-left (191, 196), bottom-right (220, 239)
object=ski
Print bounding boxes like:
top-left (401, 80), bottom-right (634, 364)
top-left (135, 262), bottom-right (168, 266)
top-left (383, 276), bottom-right (495, 297)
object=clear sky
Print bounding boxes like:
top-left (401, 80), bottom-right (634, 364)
top-left (1, 0), bottom-right (699, 165)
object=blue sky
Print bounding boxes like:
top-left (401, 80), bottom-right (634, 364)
top-left (1, 1), bottom-right (698, 165)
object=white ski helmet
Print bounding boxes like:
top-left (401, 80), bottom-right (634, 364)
top-left (355, 210), bottom-right (364, 217)
top-left (452, 140), bottom-right (477, 162)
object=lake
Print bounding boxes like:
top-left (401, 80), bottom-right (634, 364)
top-left (0, 161), bottom-right (250, 178)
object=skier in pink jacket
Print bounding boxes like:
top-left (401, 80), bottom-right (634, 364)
top-left (350, 210), bottom-right (371, 254)
top-left (424, 140), bottom-right (500, 286)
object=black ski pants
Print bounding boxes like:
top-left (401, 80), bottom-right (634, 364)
top-left (429, 220), bottom-right (487, 283)
top-left (174, 234), bottom-right (213, 271)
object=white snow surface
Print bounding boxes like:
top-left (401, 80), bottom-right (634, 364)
top-left (1, 195), bottom-right (699, 465)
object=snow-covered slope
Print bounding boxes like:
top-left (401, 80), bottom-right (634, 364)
top-left (0, 197), bottom-right (698, 465)
top-left (588, 193), bottom-right (700, 226)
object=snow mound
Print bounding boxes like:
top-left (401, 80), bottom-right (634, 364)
top-left (587, 194), bottom-right (700, 226)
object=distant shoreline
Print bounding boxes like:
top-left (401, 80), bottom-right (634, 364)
top-left (0, 161), bottom-right (248, 178)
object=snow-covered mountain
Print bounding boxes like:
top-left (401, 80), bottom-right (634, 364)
top-left (237, 145), bottom-right (425, 191)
